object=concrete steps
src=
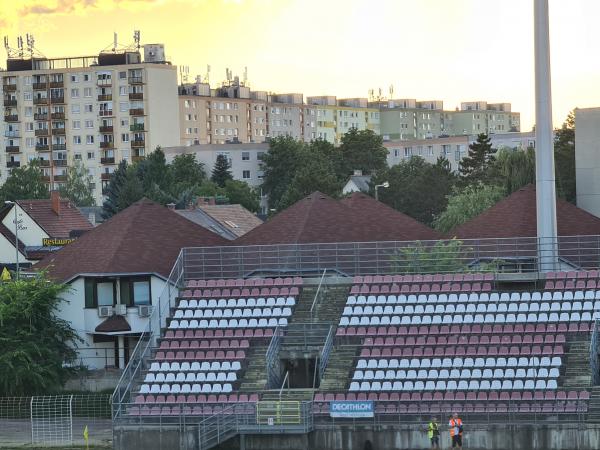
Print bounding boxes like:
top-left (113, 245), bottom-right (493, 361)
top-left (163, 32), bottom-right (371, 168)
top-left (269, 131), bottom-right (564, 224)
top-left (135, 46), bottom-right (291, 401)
top-left (238, 345), bottom-right (268, 392)
top-left (261, 389), bottom-right (315, 402)
top-left (587, 386), bottom-right (600, 423)
top-left (292, 284), bottom-right (350, 324)
top-left (559, 338), bottom-right (592, 389)
top-left (319, 345), bottom-right (360, 391)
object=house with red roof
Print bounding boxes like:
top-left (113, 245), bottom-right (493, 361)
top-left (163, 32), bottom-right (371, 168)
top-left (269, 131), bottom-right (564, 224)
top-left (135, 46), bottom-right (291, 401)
top-left (38, 199), bottom-right (227, 370)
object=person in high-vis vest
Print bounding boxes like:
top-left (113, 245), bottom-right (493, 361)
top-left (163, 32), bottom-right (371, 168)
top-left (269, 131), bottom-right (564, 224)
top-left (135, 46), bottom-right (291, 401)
top-left (449, 412), bottom-right (463, 449)
top-left (427, 416), bottom-right (440, 449)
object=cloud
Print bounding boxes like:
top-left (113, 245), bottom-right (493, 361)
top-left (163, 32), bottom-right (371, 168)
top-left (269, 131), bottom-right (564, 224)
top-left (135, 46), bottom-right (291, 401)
top-left (18, 0), bottom-right (159, 16)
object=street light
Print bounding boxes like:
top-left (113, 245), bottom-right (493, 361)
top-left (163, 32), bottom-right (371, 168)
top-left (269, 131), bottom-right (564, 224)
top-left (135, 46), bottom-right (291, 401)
top-left (374, 181), bottom-right (389, 202)
top-left (4, 201), bottom-right (19, 280)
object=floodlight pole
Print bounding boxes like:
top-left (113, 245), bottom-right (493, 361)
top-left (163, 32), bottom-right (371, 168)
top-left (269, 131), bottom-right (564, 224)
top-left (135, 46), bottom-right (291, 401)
top-left (5, 201), bottom-right (19, 280)
top-left (534, 0), bottom-right (558, 272)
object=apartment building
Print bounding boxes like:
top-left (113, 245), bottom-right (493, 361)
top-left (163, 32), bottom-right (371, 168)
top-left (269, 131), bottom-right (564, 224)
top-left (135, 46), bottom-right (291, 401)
top-left (575, 107), bottom-right (600, 218)
top-left (1, 44), bottom-right (180, 204)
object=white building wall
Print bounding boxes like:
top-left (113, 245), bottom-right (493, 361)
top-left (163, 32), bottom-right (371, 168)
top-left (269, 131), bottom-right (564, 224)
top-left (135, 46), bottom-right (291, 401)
top-left (1, 203), bottom-right (49, 246)
top-left (575, 108), bottom-right (600, 218)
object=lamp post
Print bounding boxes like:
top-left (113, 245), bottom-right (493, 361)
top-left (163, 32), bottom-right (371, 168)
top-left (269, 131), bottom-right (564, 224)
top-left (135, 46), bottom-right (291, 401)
top-left (4, 201), bottom-right (19, 280)
top-left (375, 181), bottom-right (389, 202)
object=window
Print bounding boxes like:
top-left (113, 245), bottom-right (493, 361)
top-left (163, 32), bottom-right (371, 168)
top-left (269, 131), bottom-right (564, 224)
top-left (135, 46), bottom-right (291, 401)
top-left (242, 152), bottom-right (250, 161)
top-left (85, 120), bottom-right (94, 128)
top-left (86, 135), bottom-right (94, 144)
top-left (84, 104), bottom-right (93, 113)
top-left (121, 133), bottom-right (129, 142)
top-left (72, 120), bottom-right (81, 129)
top-left (119, 86), bottom-right (127, 96)
top-left (84, 87), bottom-right (92, 97)
top-left (73, 135), bottom-right (82, 144)
top-left (24, 91), bottom-right (32, 101)
top-left (242, 170), bottom-right (250, 179)
top-left (26, 137), bottom-right (34, 148)
top-left (71, 88), bottom-right (79, 98)
top-left (119, 277), bottom-right (151, 306)
top-left (119, 102), bottom-right (128, 112)
top-left (119, 71), bottom-right (127, 79)
top-left (97, 282), bottom-right (115, 306)
top-left (74, 153), bottom-right (82, 160)
top-left (71, 104), bottom-right (80, 114)
top-left (83, 74), bottom-right (90, 82)
top-left (25, 122), bottom-right (34, 132)
top-left (71, 74), bottom-right (79, 83)
top-left (25, 107), bottom-right (33, 117)
top-left (257, 152), bottom-right (265, 161)
top-left (87, 151), bottom-right (95, 159)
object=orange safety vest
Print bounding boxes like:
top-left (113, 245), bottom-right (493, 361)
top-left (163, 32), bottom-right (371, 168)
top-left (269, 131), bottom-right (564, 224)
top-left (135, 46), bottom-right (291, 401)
top-left (449, 418), bottom-right (463, 436)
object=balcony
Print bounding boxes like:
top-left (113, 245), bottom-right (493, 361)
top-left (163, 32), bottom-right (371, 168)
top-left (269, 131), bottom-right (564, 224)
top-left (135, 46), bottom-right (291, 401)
top-left (97, 79), bottom-right (112, 86)
top-left (39, 159), bottom-right (50, 167)
top-left (49, 80), bottom-right (64, 88)
top-left (101, 157), bottom-right (116, 165)
top-left (51, 128), bottom-right (66, 136)
top-left (99, 125), bottom-right (114, 133)
top-left (35, 129), bottom-right (49, 136)
top-left (34, 113), bottom-right (49, 121)
top-left (36, 144), bottom-right (50, 151)
top-left (50, 96), bottom-right (65, 104)
top-left (41, 175), bottom-right (50, 182)
top-left (100, 141), bottom-right (114, 149)
top-left (3, 84), bottom-right (17, 92)
top-left (98, 94), bottom-right (112, 101)
top-left (54, 174), bottom-right (67, 182)
top-left (129, 108), bottom-right (145, 116)
top-left (129, 92), bottom-right (143, 100)
top-left (130, 139), bottom-right (145, 148)
top-left (52, 144), bottom-right (67, 151)
top-left (53, 159), bottom-right (67, 167)
top-left (130, 123), bottom-right (145, 132)
top-left (51, 112), bottom-right (65, 120)
top-left (6, 161), bottom-right (20, 168)
top-left (4, 114), bottom-right (18, 122)
top-left (4, 130), bottom-right (19, 138)
top-left (99, 110), bottom-right (114, 117)
top-left (33, 97), bottom-right (49, 105)
top-left (101, 173), bottom-right (112, 181)
top-left (132, 155), bottom-right (145, 163)
top-left (128, 76), bottom-right (144, 84)
top-left (3, 99), bottom-right (17, 107)
top-left (33, 82), bottom-right (47, 90)
top-left (6, 146), bottom-right (20, 153)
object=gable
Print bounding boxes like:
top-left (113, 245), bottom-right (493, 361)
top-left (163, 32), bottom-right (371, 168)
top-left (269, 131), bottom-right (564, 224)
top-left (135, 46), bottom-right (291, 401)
top-left (1, 204), bottom-right (49, 247)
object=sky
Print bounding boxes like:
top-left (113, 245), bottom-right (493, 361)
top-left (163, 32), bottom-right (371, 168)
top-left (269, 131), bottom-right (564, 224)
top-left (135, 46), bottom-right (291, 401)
top-left (2, 0), bottom-right (600, 130)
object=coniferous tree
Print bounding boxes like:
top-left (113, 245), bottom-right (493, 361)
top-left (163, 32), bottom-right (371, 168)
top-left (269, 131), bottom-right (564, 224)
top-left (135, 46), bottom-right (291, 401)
top-left (459, 133), bottom-right (496, 186)
top-left (211, 154), bottom-right (233, 188)
top-left (101, 160), bottom-right (129, 219)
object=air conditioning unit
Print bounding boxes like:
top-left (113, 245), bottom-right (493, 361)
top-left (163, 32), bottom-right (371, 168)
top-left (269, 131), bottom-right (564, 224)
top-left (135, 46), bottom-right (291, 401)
top-left (114, 304), bottom-right (127, 316)
top-left (98, 306), bottom-right (113, 318)
top-left (138, 305), bottom-right (153, 318)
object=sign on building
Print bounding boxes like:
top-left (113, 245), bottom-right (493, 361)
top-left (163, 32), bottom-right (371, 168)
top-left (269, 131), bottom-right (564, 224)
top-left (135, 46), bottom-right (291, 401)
top-left (329, 401), bottom-right (374, 418)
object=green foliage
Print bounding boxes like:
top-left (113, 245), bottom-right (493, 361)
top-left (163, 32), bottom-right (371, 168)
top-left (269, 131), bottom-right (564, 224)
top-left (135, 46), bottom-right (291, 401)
top-left (0, 274), bottom-right (79, 396)
top-left (58, 160), bottom-right (95, 207)
top-left (392, 239), bottom-right (470, 274)
top-left (490, 147), bottom-right (536, 195)
top-left (211, 154), bottom-right (233, 188)
top-left (554, 110), bottom-right (576, 203)
top-left (372, 156), bottom-right (456, 226)
top-left (337, 128), bottom-right (388, 179)
top-left (101, 160), bottom-right (129, 219)
top-left (459, 133), bottom-right (496, 186)
top-left (224, 180), bottom-right (260, 213)
top-left (433, 184), bottom-right (506, 233)
top-left (0, 159), bottom-right (49, 203)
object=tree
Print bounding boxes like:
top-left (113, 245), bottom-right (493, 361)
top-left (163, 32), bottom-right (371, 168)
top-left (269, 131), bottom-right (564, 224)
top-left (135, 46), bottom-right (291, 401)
top-left (372, 156), bottom-right (456, 226)
top-left (117, 166), bottom-right (144, 211)
top-left (0, 160), bottom-right (49, 202)
top-left (490, 147), bottom-right (536, 195)
top-left (459, 133), bottom-right (496, 185)
top-left (136, 147), bottom-right (171, 192)
top-left (554, 110), bottom-right (576, 203)
top-left (0, 274), bottom-right (79, 396)
top-left (169, 154), bottom-right (206, 190)
top-left (337, 128), bottom-right (388, 179)
top-left (211, 154), bottom-right (233, 188)
top-left (223, 180), bottom-right (260, 213)
top-left (433, 184), bottom-right (506, 233)
top-left (101, 161), bottom-right (144, 219)
top-left (58, 160), bottom-right (95, 206)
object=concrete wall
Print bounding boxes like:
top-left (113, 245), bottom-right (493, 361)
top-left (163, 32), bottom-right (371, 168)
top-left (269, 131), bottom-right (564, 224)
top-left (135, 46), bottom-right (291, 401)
top-left (575, 107), bottom-right (600, 218)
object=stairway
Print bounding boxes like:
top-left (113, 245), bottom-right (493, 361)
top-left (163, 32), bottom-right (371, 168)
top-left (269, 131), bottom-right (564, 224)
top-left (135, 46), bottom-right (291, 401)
top-left (587, 386), bottom-right (600, 423)
top-left (559, 338), bottom-right (593, 389)
top-left (261, 388), bottom-right (315, 402)
top-left (238, 344), bottom-right (269, 392)
top-left (319, 345), bottom-right (360, 391)
top-left (292, 284), bottom-right (350, 324)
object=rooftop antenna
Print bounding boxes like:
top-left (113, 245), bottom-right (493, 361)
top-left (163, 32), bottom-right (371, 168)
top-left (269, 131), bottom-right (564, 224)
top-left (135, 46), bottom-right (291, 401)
top-left (368, 88), bottom-right (374, 101)
top-left (389, 84), bottom-right (394, 99)
top-left (112, 32), bottom-right (118, 52)
top-left (17, 36), bottom-right (24, 58)
top-left (243, 66), bottom-right (248, 86)
top-left (206, 64), bottom-right (211, 84)
top-left (133, 30), bottom-right (141, 50)
top-left (26, 33), bottom-right (35, 57)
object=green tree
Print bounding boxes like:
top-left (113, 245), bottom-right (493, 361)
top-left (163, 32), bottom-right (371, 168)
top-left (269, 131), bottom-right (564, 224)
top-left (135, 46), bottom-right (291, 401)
top-left (392, 239), bottom-right (469, 274)
top-left (169, 154), bottom-right (206, 190)
top-left (101, 161), bottom-right (144, 219)
top-left (211, 154), bottom-right (233, 188)
top-left (337, 128), bottom-right (388, 179)
top-left (136, 147), bottom-right (171, 192)
top-left (0, 274), bottom-right (79, 396)
top-left (261, 136), bottom-right (306, 209)
top-left (372, 156), bottom-right (456, 226)
top-left (224, 180), bottom-right (260, 213)
top-left (117, 166), bottom-right (145, 211)
top-left (58, 160), bottom-right (95, 207)
top-left (0, 160), bottom-right (49, 202)
top-left (490, 147), bottom-right (536, 195)
top-left (459, 133), bottom-right (496, 185)
top-left (554, 110), bottom-right (576, 203)
top-left (433, 184), bottom-right (506, 233)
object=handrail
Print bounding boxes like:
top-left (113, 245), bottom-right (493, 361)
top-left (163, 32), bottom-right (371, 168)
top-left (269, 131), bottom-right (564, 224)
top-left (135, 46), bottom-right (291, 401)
top-left (265, 326), bottom-right (283, 389)
top-left (590, 319), bottom-right (599, 385)
top-left (310, 268), bottom-right (328, 320)
top-left (318, 325), bottom-right (334, 381)
top-left (279, 371), bottom-right (290, 400)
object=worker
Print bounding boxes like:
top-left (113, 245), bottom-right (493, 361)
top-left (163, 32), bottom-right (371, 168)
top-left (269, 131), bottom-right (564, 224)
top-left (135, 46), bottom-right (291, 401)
top-left (428, 416), bottom-right (440, 449)
top-left (449, 412), bottom-right (463, 449)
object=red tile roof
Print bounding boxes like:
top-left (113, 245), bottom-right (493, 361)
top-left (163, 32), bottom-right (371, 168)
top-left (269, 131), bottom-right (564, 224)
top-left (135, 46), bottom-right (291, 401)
top-left (16, 199), bottom-right (93, 238)
top-left (234, 191), bottom-right (440, 245)
top-left (38, 199), bottom-right (228, 282)
top-left (450, 184), bottom-right (600, 239)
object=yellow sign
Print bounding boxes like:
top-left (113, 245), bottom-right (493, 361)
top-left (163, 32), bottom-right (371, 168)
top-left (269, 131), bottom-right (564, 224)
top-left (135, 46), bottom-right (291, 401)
top-left (42, 238), bottom-right (75, 247)
top-left (83, 425), bottom-right (89, 443)
top-left (1, 268), bottom-right (11, 281)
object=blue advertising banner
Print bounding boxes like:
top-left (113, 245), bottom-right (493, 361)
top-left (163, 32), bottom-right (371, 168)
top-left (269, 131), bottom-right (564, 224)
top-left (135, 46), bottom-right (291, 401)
top-left (329, 401), bottom-right (374, 418)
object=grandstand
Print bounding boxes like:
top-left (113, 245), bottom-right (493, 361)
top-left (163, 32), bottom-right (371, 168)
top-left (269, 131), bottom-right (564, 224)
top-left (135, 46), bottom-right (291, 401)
top-left (110, 237), bottom-right (600, 450)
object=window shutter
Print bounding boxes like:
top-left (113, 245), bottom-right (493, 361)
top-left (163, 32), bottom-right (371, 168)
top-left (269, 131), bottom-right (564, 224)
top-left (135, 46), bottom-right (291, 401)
top-left (120, 279), bottom-right (132, 306)
top-left (84, 278), bottom-right (95, 308)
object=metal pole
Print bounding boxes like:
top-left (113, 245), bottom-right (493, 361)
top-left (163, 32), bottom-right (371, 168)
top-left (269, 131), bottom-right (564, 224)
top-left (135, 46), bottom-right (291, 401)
top-left (534, 0), bottom-right (558, 272)
top-left (14, 205), bottom-right (19, 280)
top-left (375, 186), bottom-right (379, 202)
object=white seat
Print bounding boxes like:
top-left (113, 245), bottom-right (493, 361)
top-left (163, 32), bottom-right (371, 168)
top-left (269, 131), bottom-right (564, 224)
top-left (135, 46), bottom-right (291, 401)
top-left (349, 382), bottom-right (360, 391)
top-left (535, 380), bottom-right (547, 390)
top-left (371, 381), bottom-right (382, 391)
top-left (392, 381), bottom-right (402, 391)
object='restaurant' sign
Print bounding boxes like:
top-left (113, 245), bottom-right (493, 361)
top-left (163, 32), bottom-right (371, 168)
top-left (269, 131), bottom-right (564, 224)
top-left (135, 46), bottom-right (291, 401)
top-left (42, 238), bottom-right (75, 247)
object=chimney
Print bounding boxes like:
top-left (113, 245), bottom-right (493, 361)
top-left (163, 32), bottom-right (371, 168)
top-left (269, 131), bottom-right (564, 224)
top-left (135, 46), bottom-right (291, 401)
top-left (166, 202), bottom-right (176, 210)
top-left (208, 197), bottom-right (216, 206)
top-left (50, 190), bottom-right (61, 216)
top-left (353, 169), bottom-right (363, 176)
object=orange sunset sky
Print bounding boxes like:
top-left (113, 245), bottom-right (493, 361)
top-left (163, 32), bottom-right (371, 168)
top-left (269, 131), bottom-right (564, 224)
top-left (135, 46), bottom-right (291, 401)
top-left (2, 0), bottom-right (600, 130)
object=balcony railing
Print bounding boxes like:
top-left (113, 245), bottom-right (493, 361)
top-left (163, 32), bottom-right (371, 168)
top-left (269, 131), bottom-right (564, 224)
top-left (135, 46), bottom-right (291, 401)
top-left (34, 113), bottom-right (49, 121)
top-left (52, 143), bottom-right (67, 151)
top-left (33, 97), bottom-right (49, 105)
top-left (32, 82), bottom-right (47, 90)
top-left (132, 155), bottom-right (145, 163)
top-left (129, 92), bottom-right (143, 100)
top-left (130, 139), bottom-right (145, 148)
top-left (101, 157), bottom-right (116, 165)
top-left (51, 128), bottom-right (66, 135)
top-left (36, 144), bottom-right (50, 151)
top-left (97, 79), bottom-right (112, 86)
top-left (6, 161), bottom-right (20, 168)
top-left (130, 123), bottom-right (145, 132)
top-left (51, 112), bottom-right (65, 120)
top-left (49, 81), bottom-right (64, 88)
top-left (128, 76), bottom-right (144, 84)
top-left (4, 114), bottom-right (18, 122)
top-left (50, 96), bottom-right (65, 104)
top-left (6, 146), bottom-right (20, 153)
top-left (101, 173), bottom-right (112, 181)
top-left (100, 141), bottom-right (114, 149)
top-left (54, 174), bottom-right (67, 182)
top-left (99, 125), bottom-right (114, 133)
top-left (98, 94), bottom-right (112, 101)
top-left (129, 108), bottom-right (145, 116)
top-left (35, 129), bottom-right (49, 136)
top-left (3, 99), bottom-right (17, 107)
top-left (39, 159), bottom-right (50, 167)
top-left (99, 110), bottom-right (114, 117)
top-left (41, 175), bottom-right (50, 182)
top-left (3, 84), bottom-right (17, 92)
top-left (4, 130), bottom-right (20, 138)
top-left (53, 159), bottom-right (67, 167)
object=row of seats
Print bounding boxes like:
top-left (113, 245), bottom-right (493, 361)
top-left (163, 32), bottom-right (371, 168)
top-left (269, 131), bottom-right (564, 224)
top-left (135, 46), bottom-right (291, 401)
top-left (134, 393), bottom-right (259, 404)
top-left (169, 318), bottom-right (288, 329)
top-left (178, 297), bottom-right (296, 309)
top-left (353, 367), bottom-right (560, 381)
top-left (358, 345), bottom-right (564, 358)
top-left (139, 383), bottom-right (233, 394)
top-left (336, 322), bottom-right (592, 337)
top-left (181, 287), bottom-right (300, 299)
top-left (154, 350), bottom-right (246, 361)
top-left (164, 328), bottom-right (274, 340)
top-left (546, 280), bottom-right (599, 290)
top-left (150, 361), bottom-right (242, 372)
top-left (316, 390), bottom-right (588, 402)
top-left (159, 339), bottom-right (250, 350)
top-left (186, 277), bottom-right (302, 288)
top-left (129, 404), bottom-right (255, 416)
top-left (547, 270), bottom-right (598, 280)
top-left (339, 312), bottom-right (596, 327)
top-left (362, 334), bottom-right (566, 347)
top-left (351, 283), bottom-right (492, 295)
top-left (173, 307), bottom-right (293, 320)
top-left (355, 356), bottom-right (562, 370)
top-left (144, 371), bottom-right (237, 383)
top-left (349, 379), bottom-right (559, 391)
top-left (346, 291), bottom-right (600, 305)
top-left (353, 274), bottom-right (495, 284)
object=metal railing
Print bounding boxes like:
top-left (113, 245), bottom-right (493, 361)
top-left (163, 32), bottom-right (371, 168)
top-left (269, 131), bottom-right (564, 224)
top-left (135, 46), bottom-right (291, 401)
top-left (318, 326), bottom-right (335, 381)
top-left (180, 235), bottom-right (600, 280)
top-left (265, 327), bottom-right (283, 389)
top-left (310, 269), bottom-right (328, 321)
top-left (278, 372), bottom-right (290, 400)
top-left (591, 319), bottom-right (599, 385)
